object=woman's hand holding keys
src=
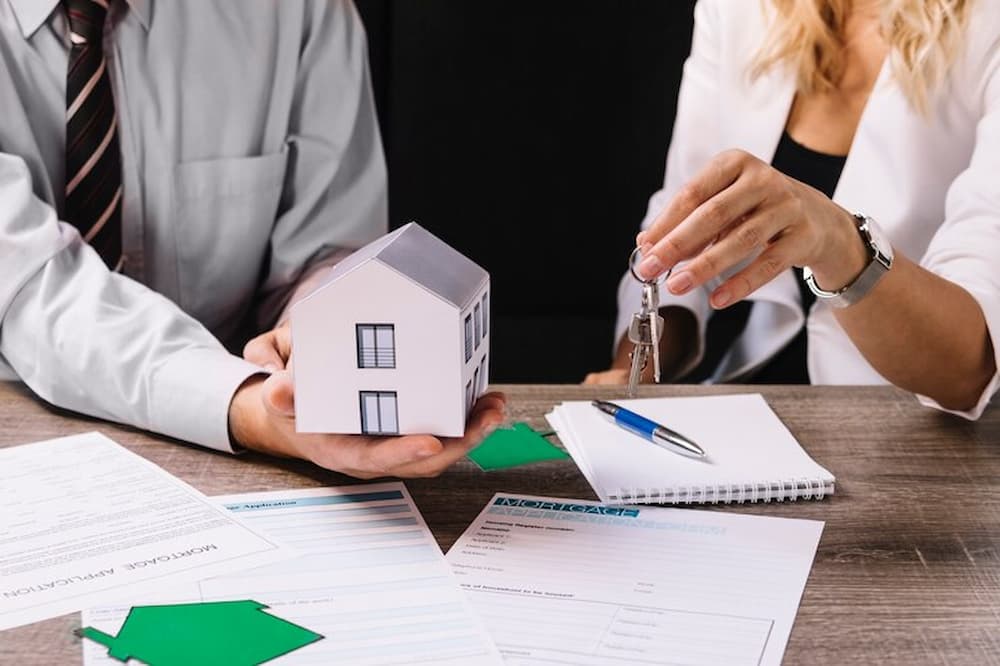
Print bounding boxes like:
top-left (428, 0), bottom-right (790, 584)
top-left (634, 149), bottom-right (868, 308)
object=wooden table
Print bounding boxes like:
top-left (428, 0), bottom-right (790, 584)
top-left (1, 381), bottom-right (999, 665)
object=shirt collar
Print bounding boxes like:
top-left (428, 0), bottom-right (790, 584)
top-left (7, 0), bottom-right (152, 38)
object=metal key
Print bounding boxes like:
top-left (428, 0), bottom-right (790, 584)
top-left (643, 281), bottom-right (664, 384)
top-left (626, 283), bottom-right (665, 396)
top-left (626, 248), bottom-right (667, 398)
top-left (626, 311), bottom-right (651, 397)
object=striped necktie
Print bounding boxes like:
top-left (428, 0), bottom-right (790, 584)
top-left (64, 0), bottom-right (123, 270)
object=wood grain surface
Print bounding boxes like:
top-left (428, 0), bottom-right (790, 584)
top-left (1, 381), bottom-right (998, 665)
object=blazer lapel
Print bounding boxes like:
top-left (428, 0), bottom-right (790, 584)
top-left (724, 64), bottom-right (799, 311)
top-left (713, 64), bottom-right (803, 380)
top-left (732, 69), bottom-right (796, 166)
top-left (828, 57), bottom-right (895, 215)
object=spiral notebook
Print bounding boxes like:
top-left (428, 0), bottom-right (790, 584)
top-left (546, 393), bottom-right (834, 505)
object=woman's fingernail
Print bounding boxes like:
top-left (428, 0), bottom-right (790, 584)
top-left (636, 231), bottom-right (648, 246)
top-left (417, 446), bottom-right (438, 458)
top-left (712, 289), bottom-right (731, 308)
top-left (638, 254), bottom-right (664, 279)
top-left (639, 242), bottom-right (653, 256)
top-left (263, 363), bottom-right (278, 373)
top-left (666, 271), bottom-right (693, 294)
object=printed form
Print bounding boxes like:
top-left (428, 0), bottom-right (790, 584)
top-left (83, 484), bottom-right (502, 665)
top-left (447, 494), bottom-right (824, 666)
top-left (0, 433), bottom-right (290, 631)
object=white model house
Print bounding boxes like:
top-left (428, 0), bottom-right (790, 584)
top-left (291, 223), bottom-right (491, 437)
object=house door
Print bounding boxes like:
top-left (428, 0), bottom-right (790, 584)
top-left (359, 391), bottom-right (399, 435)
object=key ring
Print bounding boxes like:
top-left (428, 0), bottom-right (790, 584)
top-left (628, 246), bottom-right (671, 284)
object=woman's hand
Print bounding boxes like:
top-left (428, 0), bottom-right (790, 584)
top-left (635, 149), bottom-right (868, 307)
top-left (584, 308), bottom-right (698, 386)
top-left (583, 368), bottom-right (630, 385)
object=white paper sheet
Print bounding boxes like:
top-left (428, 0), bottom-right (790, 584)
top-left (447, 493), bottom-right (824, 666)
top-left (0, 433), bottom-right (291, 631)
top-left (83, 484), bottom-right (503, 665)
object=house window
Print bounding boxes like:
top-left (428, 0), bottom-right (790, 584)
top-left (473, 367), bottom-right (480, 400)
top-left (482, 292), bottom-right (489, 338)
top-left (359, 391), bottom-right (398, 435)
top-left (479, 355), bottom-right (488, 391)
top-left (465, 380), bottom-right (473, 413)
top-left (464, 314), bottom-right (473, 362)
top-left (474, 303), bottom-right (482, 349)
top-left (356, 324), bottom-right (395, 369)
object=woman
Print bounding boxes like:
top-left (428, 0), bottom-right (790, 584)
top-left (586, 0), bottom-right (1000, 418)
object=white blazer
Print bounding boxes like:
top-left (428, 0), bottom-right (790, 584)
top-left (616, 0), bottom-right (1000, 419)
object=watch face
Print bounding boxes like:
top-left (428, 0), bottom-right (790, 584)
top-left (859, 215), bottom-right (894, 264)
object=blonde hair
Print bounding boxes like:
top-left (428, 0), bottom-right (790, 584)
top-left (751, 0), bottom-right (972, 113)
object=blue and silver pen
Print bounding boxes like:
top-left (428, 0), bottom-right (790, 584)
top-left (591, 400), bottom-right (706, 459)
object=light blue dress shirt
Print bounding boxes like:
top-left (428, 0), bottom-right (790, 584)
top-left (0, 0), bottom-right (388, 450)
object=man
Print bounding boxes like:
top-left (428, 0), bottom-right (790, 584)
top-left (0, 0), bottom-right (504, 477)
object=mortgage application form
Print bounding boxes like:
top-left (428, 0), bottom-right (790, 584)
top-left (83, 484), bottom-right (502, 665)
top-left (447, 494), bottom-right (824, 666)
top-left (0, 433), bottom-right (290, 631)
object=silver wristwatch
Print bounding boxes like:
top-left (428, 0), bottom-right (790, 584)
top-left (803, 213), bottom-right (893, 309)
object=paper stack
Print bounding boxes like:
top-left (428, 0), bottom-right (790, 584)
top-left (547, 393), bottom-right (835, 505)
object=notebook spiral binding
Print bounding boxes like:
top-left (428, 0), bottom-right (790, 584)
top-left (606, 477), bottom-right (835, 505)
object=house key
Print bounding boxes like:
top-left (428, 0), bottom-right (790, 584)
top-left (626, 247), bottom-right (667, 398)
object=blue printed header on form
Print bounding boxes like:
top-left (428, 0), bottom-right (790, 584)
top-left (493, 497), bottom-right (639, 518)
top-left (225, 490), bottom-right (405, 512)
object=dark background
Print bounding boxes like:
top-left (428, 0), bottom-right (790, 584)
top-left (354, 1), bottom-right (697, 382)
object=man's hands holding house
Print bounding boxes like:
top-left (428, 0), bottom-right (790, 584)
top-left (230, 321), bottom-right (507, 479)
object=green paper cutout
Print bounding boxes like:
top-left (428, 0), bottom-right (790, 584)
top-left (76, 599), bottom-right (322, 666)
top-left (468, 422), bottom-right (570, 471)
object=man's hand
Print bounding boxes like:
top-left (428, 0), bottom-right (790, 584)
top-left (243, 320), bottom-right (293, 371)
top-left (234, 321), bottom-right (505, 478)
top-left (229, 372), bottom-right (506, 478)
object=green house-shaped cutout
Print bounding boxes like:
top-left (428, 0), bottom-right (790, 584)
top-left (468, 422), bottom-right (568, 470)
top-left (77, 599), bottom-right (323, 666)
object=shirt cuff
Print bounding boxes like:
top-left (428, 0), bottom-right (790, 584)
top-left (0, 355), bottom-right (18, 381)
top-left (916, 372), bottom-right (1000, 420)
top-left (915, 281), bottom-right (1000, 420)
top-left (149, 347), bottom-right (265, 453)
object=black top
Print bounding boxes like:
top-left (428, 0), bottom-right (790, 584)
top-left (687, 131), bottom-right (847, 384)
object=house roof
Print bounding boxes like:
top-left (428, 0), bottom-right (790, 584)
top-left (311, 222), bottom-right (488, 309)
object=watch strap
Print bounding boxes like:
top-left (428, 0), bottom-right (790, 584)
top-left (803, 213), bottom-right (892, 309)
